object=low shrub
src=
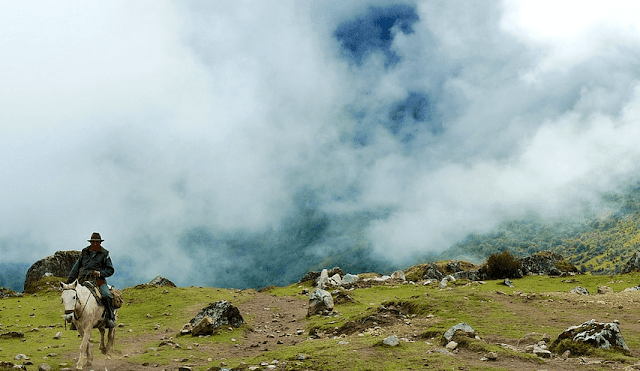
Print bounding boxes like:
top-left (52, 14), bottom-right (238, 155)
top-left (483, 251), bottom-right (522, 279)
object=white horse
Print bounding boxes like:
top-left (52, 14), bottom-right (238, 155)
top-left (60, 280), bottom-right (116, 370)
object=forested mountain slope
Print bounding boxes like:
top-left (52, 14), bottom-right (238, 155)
top-left (440, 185), bottom-right (640, 274)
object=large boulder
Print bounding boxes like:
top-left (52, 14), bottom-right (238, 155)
top-left (553, 320), bottom-right (629, 351)
top-left (423, 263), bottom-right (445, 280)
top-left (307, 288), bottom-right (334, 316)
top-left (148, 275), bottom-right (176, 287)
top-left (181, 300), bottom-right (244, 336)
top-left (519, 251), bottom-right (565, 276)
top-left (24, 251), bottom-right (80, 293)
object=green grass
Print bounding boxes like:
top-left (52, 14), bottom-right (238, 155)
top-left (3, 272), bottom-right (640, 370)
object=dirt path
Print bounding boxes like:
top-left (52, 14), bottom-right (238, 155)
top-left (67, 292), bottom-right (309, 371)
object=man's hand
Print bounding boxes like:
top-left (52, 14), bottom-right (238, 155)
top-left (92, 270), bottom-right (100, 277)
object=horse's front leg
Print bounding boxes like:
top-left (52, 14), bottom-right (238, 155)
top-left (76, 327), bottom-right (92, 370)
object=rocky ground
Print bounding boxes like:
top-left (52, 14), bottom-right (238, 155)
top-left (26, 281), bottom-right (640, 370)
top-left (5, 259), bottom-right (640, 370)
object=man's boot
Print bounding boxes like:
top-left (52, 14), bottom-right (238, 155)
top-left (103, 298), bottom-right (116, 328)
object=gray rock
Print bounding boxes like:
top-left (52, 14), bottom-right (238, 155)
top-left (440, 275), bottom-right (455, 289)
top-left (316, 269), bottom-right (329, 289)
top-left (443, 322), bottom-right (477, 343)
top-left (307, 288), bottom-right (334, 316)
top-left (38, 364), bottom-right (52, 371)
top-left (423, 263), bottom-right (445, 280)
top-left (481, 352), bottom-right (498, 361)
top-left (519, 251), bottom-right (566, 276)
top-left (53, 331), bottom-right (62, 339)
top-left (391, 270), bottom-right (406, 281)
top-left (148, 276), bottom-right (176, 287)
top-left (570, 286), bottom-right (589, 295)
top-left (452, 270), bottom-right (486, 281)
top-left (186, 300), bottom-right (244, 336)
top-left (503, 278), bottom-right (514, 288)
top-left (382, 335), bottom-right (399, 346)
top-left (533, 345), bottom-right (552, 358)
top-left (445, 341), bottom-right (458, 351)
top-left (329, 273), bottom-right (342, 286)
top-left (555, 320), bottom-right (629, 350)
top-left (340, 274), bottom-right (359, 285)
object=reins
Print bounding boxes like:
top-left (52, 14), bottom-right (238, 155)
top-left (63, 287), bottom-right (92, 327)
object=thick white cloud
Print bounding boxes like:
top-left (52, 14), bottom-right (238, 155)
top-left (2, 0), bottom-right (640, 285)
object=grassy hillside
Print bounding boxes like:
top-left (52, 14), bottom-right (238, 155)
top-left (2, 274), bottom-right (640, 370)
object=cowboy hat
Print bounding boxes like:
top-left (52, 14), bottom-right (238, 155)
top-left (88, 232), bottom-right (104, 242)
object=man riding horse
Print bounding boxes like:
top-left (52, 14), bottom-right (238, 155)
top-left (67, 232), bottom-right (116, 328)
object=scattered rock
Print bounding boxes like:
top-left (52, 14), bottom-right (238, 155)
top-left (570, 286), bottom-right (589, 295)
top-left (382, 335), bottom-right (399, 346)
top-left (481, 352), bottom-right (498, 361)
top-left (554, 319), bottom-right (629, 351)
top-left (0, 331), bottom-right (24, 339)
top-left (390, 270), bottom-right (406, 281)
top-left (443, 322), bottom-right (477, 344)
top-left (597, 286), bottom-right (613, 295)
top-left (38, 364), bottom-right (52, 371)
top-left (53, 332), bottom-right (62, 339)
top-left (439, 275), bottom-right (455, 289)
top-left (0, 287), bottom-right (22, 299)
top-left (533, 345), bottom-right (552, 358)
top-left (445, 341), bottom-right (458, 351)
top-left (503, 278), bottom-right (514, 288)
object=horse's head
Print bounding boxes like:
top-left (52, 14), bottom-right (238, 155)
top-left (60, 280), bottom-right (78, 323)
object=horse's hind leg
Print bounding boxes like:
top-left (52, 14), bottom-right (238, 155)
top-left (106, 327), bottom-right (115, 358)
top-left (99, 327), bottom-right (107, 355)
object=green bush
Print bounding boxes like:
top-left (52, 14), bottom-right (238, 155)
top-left (483, 251), bottom-right (522, 279)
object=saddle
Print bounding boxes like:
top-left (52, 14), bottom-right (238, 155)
top-left (81, 281), bottom-right (123, 309)
top-left (82, 281), bottom-right (103, 301)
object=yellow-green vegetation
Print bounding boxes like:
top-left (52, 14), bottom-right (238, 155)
top-left (559, 215), bottom-right (640, 273)
top-left (2, 272), bottom-right (640, 370)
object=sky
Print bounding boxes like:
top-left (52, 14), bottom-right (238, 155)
top-left (2, 0), bottom-right (640, 289)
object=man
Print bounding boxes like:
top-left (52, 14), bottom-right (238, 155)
top-left (67, 232), bottom-right (116, 328)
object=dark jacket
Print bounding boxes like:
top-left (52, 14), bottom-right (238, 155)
top-left (67, 246), bottom-right (114, 285)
